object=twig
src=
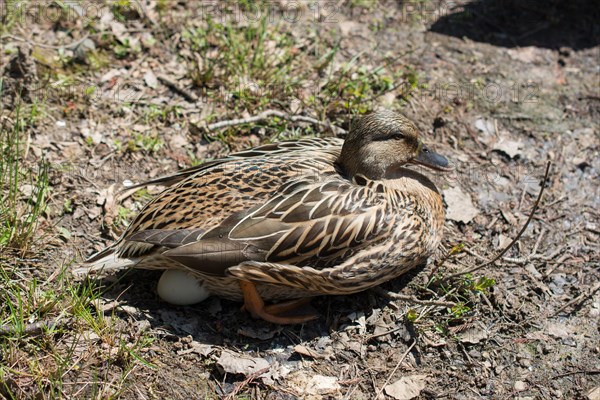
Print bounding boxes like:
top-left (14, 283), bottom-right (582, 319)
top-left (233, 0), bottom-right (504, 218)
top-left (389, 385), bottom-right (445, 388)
top-left (549, 281), bottom-right (600, 318)
top-left (375, 340), bottom-right (417, 399)
top-left (462, 122), bottom-right (484, 149)
top-left (444, 161), bottom-right (551, 279)
top-left (223, 366), bottom-right (271, 400)
top-left (205, 109), bottom-right (347, 136)
top-left (545, 195), bottom-right (566, 208)
top-left (372, 287), bottom-right (456, 307)
top-left (156, 74), bottom-right (199, 102)
top-left (502, 228), bottom-right (547, 264)
top-left (0, 317), bottom-right (69, 336)
top-left (1, 33), bottom-right (90, 50)
top-left (551, 369), bottom-right (600, 379)
top-left (543, 252), bottom-right (571, 277)
top-left (464, 248), bottom-right (488, 262)
top-left (366, 326), bottom-right (406, 341)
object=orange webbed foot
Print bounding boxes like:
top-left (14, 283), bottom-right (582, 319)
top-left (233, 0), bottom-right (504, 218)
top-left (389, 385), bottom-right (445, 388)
top-left (240, 281), bottom-right (317, 325)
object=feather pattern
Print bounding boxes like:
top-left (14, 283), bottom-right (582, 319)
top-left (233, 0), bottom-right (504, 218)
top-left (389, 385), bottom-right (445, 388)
top-left (81, 111), bottom-right (450, 303)
top-left (127, 137), bottom-right (343, 189)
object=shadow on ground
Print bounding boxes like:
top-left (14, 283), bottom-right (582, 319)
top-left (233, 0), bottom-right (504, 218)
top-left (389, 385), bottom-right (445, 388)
top-left (429, 0), bottom-right (600, 50)
top-left (88, 265), bottom-right (424, 348)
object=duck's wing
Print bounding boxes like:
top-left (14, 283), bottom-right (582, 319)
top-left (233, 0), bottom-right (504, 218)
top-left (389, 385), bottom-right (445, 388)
top-left (126, 175), bottom-right (397, 279)
top-left (127, 137), bottom-right (343, 189)
top-left (88, 150), bottom-right (341, 264)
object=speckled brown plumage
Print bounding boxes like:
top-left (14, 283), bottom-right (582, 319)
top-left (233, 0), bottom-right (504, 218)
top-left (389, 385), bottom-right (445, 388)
top-left (82, 110), bottom-right (452, 322)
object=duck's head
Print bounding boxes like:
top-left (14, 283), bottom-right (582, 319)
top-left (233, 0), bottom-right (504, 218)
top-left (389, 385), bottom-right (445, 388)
top-left (338, 110), bottom-right (452, 180)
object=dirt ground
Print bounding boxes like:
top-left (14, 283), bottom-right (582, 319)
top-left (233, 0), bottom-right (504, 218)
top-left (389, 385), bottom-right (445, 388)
top-left (1, 1), bottom-right (599, 399)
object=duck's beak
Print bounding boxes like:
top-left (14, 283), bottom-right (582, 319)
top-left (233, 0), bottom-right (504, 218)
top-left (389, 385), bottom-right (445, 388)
top-left (411, 143), bottom-right (453, 172)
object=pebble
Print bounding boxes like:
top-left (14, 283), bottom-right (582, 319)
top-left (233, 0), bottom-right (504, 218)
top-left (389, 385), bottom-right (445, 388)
top-left (468, 349), bottom-right (481, 359)
top-left (561, 337), bottom-right (577, 347)
top-left (514, 380), bottom-right (527, 391)
top-left (519, 358), bottom-right (532, 367)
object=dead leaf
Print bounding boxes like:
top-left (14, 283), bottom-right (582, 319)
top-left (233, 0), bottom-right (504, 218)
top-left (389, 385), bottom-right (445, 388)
top-left (57, 226), bottom-right (72, 240)
top-left (306, 375), bottom-right (341, 395)
top-left (346, 311), bottom-right (367, 334)
top-left (493, 137), bottom-right (523, 159)
top-left (588, 386), bottom-right (600, 400)
top-left (339, 20), bottom-right (361, 36)
top-left (444, 186), bottom-right (479, 223)
top-left (474, 118), bottom-right (496, 135)
top-left (294, 344), bottom-right (325, 359)
top-left (80, 126), bottom-right (103, 145)
top-left (100, 68), bottom-right (125, 83)
top-left (216, 350), bottom-right (270, 376)
top-left (132, 124), bottom-right (151, 132)
top-left (19, 184), bottom-right (34, 197)
top-left (457, 327), bottom-right (488, 344)
top-left (545, 322), bottom-right (574, 339)
top-left (86, 206), bottom-right (102, 221)
top-left (144, 70), bottom-right (158, 89)
top-left (261, 363), bottom-right (291, 385)
top-left (495, 234), bottom-right (512, 250)
top-left (385, 375), bottom-right (428, 400)
top-left (109, 20), bottom-right (127, 39)
top-left (421, 331), bottom-right (446, 347)
top-left (168, 133), bottom-right (188, 150)
top-left (372, 323), bottom-right (393, 342)
top-left (507, 47), bottom-right (540, 64)
top-left (500, 208), bottom-right (517, 226)
top-left (177, 342), bottom-right (214, 357)
top-left (98, 184), bottom-right (117, 233)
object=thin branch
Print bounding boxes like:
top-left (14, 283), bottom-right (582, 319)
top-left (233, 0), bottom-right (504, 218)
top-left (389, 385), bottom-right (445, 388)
top-left (372, 287), bottom-right (456, 307)
top-left (366, 326), bottom-right (406, 341)
top-left (551, 369), bottom-right (600, 379)
top-left (502, 227), bottom-right (547, 264)
top-left (0, 317), bottom-right (70, 337)
top-left (224, 366), bottom-right (271, 400)
top-left (156, 74), bottom-right (199, 102)
top-left (375, 340), bottom-right (417, 399)
top-left (1, 33), bottom-right (90, 50)
top-left (549, 281), bottom-right (600, 318)
top-left (444, 161), bottom-right (551, 279)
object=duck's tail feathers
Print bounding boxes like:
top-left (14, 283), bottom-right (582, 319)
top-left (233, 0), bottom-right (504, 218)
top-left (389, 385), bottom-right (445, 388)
top-left (72, 247), bottom-right (138, 279)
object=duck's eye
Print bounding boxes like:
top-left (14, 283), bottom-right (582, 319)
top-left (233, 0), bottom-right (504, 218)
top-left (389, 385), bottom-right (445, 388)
top-left (391, 133), bottom-right (405, 140)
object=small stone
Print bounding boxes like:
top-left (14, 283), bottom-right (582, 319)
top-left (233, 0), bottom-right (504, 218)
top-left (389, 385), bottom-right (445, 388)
top-left (514, 380), bottom-right (527, 391)
top-left (468, 350), bottom-right (481, 359)
top-left (74, 38), bottom-right (96, 62)
top-left (561, 337), bottom-right (577, 347)
top-left (519, 358), bottom-right (531, 368)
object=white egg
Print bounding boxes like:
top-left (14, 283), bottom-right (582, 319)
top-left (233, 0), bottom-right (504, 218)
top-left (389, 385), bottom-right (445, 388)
top-left (157, 270), bottom-right (210, 305)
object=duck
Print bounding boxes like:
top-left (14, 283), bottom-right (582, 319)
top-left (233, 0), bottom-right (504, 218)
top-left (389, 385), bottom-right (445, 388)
top-left (81, 110), bottom-right (452, 324)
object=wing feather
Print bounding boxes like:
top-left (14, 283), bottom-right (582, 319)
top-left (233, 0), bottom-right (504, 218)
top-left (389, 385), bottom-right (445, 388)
top-left (126, 228), bottom-right (205, 248)
top-left (127, 137), bottom-right (343, 189)
top-left (126, 161), bottom-right (395, 277)
top-left (229, 177), bottom-right (392, 265)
